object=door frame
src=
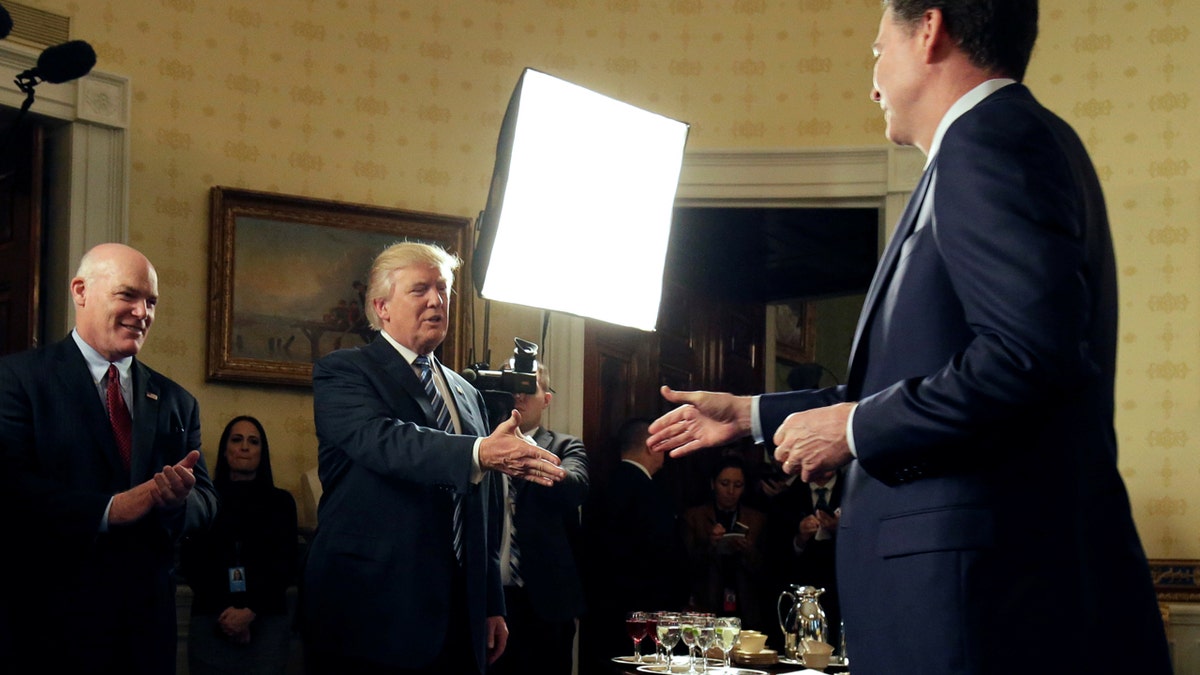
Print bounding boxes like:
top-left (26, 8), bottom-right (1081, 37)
top-left (0, 40), bottom-right (131, 339)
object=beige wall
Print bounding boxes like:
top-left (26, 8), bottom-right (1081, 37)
top-left (21, 1), bottom-right (1198, 557)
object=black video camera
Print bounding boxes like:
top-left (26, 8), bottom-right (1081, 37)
top-left (463, 338), bottom-right (540, 431)
top-left (463, 337), bottom-right (539, 395)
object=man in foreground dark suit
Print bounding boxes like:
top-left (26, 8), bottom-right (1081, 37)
top-left (646, 2), bottom-right (1170, 674)
top-left (303, 242), bottom-right (567, 674)
top-left (0, 242), bottom-right (218, 675)
top-left (490, 364), bottom-right (589, 675)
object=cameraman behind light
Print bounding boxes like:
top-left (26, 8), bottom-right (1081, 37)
top-left (491, 363), bottom-right (590, 675)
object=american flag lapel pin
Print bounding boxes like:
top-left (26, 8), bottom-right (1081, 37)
top-left (146, 392), bottom-right (159, 400)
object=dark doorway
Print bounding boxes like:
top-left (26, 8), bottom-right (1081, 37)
top-left (0, 106), bottom-right (47, 356)
top-left (581, 205), bottom-right (879, 505)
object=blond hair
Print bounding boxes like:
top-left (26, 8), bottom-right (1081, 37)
top-left (364, 242), bottom-right (461, 330)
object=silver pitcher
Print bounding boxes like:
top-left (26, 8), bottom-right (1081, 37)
top-left (776, 584), bottom-right (827, 660)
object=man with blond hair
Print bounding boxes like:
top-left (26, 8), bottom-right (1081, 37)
top-left (303, 241), bottom-right (567, 674)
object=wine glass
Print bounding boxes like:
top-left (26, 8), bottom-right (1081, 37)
top-left (646, 612), bottom-right (662, 663)
top-left (679, 614), bottom-right (700, 674)
top-left (714, 616), bottom-right (741, 673)
top-left (626, 611), bottom-right (650, 663)
top-left (658, 613), bottom-right (682, 669)
top-left (695, 617), bottom-right (716, 673)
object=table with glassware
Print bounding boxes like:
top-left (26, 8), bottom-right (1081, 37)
top-left (612, 610), bottom-right (849, 675)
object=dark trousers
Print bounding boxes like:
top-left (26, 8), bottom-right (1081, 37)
top-left (305, 568), bottom-right (479, 675)
top-left (489, 585), bottom-right (576, 675)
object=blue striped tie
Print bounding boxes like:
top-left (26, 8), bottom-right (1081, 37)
top-left (506, 475), bottom-right (523, 587)
top-left (415, 355), bottom-right (464, 565)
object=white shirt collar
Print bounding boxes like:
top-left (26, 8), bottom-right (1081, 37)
top-left (377, 330), bottom-right (422, 366)
top-left (925, 78), bottom-right (1016, 167)
top-left (622, 458), bottom-right (653, 480)
top-left (71, 329), bottom-right (132, 383)
top-left (811, 473), bottom-right (838, 492)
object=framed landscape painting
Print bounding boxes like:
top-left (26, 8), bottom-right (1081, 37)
top-left (207, 187), bottom-right (472, 386)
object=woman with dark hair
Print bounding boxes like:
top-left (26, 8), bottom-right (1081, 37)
top-left (681, 455), bottom-right (766, 625)
top-left (181, 416), bottom-right (298, 674)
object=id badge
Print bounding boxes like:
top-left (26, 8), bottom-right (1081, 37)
top-left (228, 566), bottom-right (247, 593)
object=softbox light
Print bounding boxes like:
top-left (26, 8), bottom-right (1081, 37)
top-left (474, 68), bottom-right (689, 331)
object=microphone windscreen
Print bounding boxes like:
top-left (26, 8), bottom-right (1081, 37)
top-left (36, 40), bottom-right (97, 84)
top-left (0, 5), bottom-right (13, 40)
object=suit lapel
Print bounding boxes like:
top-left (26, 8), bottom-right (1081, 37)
top-left (846, 164), bottom-right (936, 392)
top-left (439, 360), bottom-right (485, 436)
top-left (130, 360), bottom-right (160, 481)
top-left (52, 339), bottom-right (126, 479)
top-left (364, 338), bottom-right (438, 426)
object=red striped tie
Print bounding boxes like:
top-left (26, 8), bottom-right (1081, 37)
top-left (106, 364), bottom-right (132, 471)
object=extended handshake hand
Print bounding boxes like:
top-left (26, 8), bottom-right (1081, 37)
top-left (646, 385), bottom-right (855, 482)
top-left (478, 410), bottom-right (566, 487)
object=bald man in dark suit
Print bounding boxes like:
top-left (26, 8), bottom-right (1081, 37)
top-left (0, 243), bottom-right (217, 674)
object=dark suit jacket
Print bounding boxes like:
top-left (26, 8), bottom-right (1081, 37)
top-left (514, 427), bottom-right (588, 622)
top-left (303, 337), bottom-right (504, 671)
top-left (580, 460), bottom-right (688, 666)
top-left (760, 85), bottom-right (1169, 674)
top-left (0, 336), bottom-right (217, 674)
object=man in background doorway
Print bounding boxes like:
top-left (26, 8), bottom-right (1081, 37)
top-left (581, 419), bottom-right (687, 671)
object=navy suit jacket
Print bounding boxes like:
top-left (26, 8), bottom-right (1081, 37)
top-left (0, 336), bottom-right (217, 673)
top-left (760, 85), bottom-right (1168, 674)
top-left (514, 427), bottom-right (589, 621)
top-left (303, 337), bottom-right (504, 671)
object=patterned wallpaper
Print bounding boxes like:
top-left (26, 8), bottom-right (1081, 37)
top-left (21, 0), bottom-right (1198, 555)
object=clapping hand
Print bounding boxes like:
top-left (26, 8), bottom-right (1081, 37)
top-left (150, 449), bottom-right (199, 508)
top-left (109, 450), bottom-right (201, 525)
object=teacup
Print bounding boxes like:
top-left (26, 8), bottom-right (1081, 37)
top-left (738, 630), bottom-right (767, 653)
top-left (801, 639), bottom-right (834, 671)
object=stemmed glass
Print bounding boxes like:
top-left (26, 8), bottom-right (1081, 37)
top-left (626, 611), bottom-right (650, 663)
top-left (714, 616), bottom-right (741, 673)
top-left (657, 613), bottom-right (681, 670)
top-left (695, 617), bottom-right (716, 673)
top-left (646, 612), bottom-right (662, 663)
top-left (679, 613), bottom-right (700, 674)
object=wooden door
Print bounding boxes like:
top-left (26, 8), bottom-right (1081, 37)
top-left (0, 119), bottom-right (44, 356)
top-left (582, 272), bottom-right (765, 512)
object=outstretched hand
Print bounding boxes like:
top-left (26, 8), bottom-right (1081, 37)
top-left (646, 386), bottom-right (752, 458)
top-left (478, 410), bottom-right (566, 487)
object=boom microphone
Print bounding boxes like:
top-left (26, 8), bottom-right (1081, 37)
top-left (17, 40), bottom-right (97, 85)
top-left (0, 5), bottom-right (13, 40)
